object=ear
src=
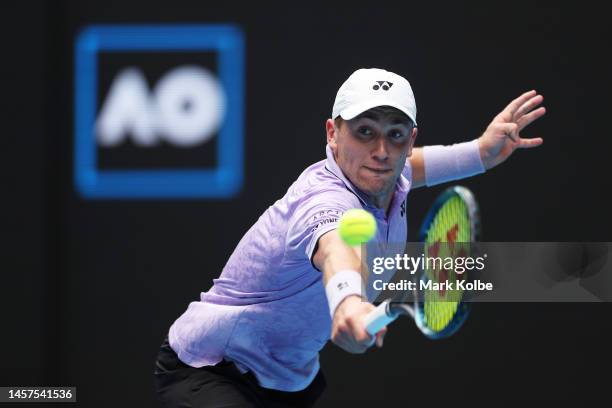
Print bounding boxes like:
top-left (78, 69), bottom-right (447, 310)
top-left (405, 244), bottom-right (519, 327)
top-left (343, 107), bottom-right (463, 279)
top-left (407, 127), bottom-right (418, 157)
top-left (325, 119), bottom-right (338, 154)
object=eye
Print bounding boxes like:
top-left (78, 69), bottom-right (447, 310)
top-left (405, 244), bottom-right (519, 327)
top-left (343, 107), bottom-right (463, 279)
top-left (388, 129), bottom-right (407, 140)
top-left (357, 126), bottom-right (373, 137)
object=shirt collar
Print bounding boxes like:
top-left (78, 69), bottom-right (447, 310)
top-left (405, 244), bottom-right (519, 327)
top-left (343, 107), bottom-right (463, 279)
top-left (324, 144), bottom-right (411, 213)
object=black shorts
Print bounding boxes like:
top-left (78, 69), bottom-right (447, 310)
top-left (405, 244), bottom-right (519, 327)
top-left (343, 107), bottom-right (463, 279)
top-left (153, 337), bottom-right (327, 408)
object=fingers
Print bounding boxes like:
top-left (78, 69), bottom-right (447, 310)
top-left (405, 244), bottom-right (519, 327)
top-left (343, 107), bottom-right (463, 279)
top-left (498, 90), bottom-right (537, 120)
top-left (332, 315), bottom-right (377, 353)
top-left (492, 117), bottom-right (544, 148)
top-left (332, 330), bottom-right (368, 354)
top-left (375, 327), bottom-right (387, 348)
top-left (518, 137), bottom-right (544, 148)
top-left (517, 106), bottom-right (546, 131)
top-left (331, 301), bottom-right (388, 353)
top-left (494, 122), bottom-right (520, 143)
top-left (339, 332), bottom-right (371, 353)
top-left (514, 94), bottom-right (544, 121)
top-left (346, 313), bottom-right (376, 351)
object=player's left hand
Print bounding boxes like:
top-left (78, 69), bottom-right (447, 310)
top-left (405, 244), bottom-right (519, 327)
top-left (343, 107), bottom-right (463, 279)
top-left (478, 90), bottom-right (546, 170)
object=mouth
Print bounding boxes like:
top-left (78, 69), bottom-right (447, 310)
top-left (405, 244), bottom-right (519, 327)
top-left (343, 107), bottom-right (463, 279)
top-left (363, 166), bottom-right (392, 175)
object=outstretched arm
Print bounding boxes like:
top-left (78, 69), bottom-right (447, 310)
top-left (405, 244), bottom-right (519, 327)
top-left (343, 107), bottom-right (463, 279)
top-left (408, 90), bottom-right (545, 188)
top-left (313, 230), bottom-right (386, 353)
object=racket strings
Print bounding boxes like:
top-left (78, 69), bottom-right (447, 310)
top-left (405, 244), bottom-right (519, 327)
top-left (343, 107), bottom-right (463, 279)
top-left (422, 195), bottom-right (471, 333)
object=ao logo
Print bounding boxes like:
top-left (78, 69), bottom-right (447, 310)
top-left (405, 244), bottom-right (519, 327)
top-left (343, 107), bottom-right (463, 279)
top-left (96, 65), bottom-right (226, 148)
top-left (74, 24), bottom-right (244, 198)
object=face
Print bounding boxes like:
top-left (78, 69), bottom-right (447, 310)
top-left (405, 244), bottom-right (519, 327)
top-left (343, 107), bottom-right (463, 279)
top-left (326, 107), bottom-right (417, 205)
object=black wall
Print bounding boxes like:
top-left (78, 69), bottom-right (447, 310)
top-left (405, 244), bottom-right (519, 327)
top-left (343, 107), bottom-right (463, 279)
top-left (2, 1), bottom-right (611, 406)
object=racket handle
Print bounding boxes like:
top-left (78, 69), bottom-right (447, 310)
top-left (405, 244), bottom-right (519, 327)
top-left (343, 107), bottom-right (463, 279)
top-left (364, 299), bottom-right (398, 335)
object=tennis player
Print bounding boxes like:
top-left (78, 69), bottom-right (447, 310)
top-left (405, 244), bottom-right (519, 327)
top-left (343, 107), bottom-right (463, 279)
top-left (154, 68), bottom-right (545, 407)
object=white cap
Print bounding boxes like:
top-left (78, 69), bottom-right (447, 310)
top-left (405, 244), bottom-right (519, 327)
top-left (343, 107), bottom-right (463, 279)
top-left (331, 68), bottom-right (417, 126)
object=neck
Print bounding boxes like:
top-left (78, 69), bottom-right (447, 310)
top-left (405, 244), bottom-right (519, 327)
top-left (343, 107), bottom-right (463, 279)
top-left (366, 189), bottom-right (394, 214)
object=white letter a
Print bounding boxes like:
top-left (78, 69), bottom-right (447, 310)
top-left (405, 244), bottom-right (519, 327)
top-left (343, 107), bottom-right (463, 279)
top-left (96, 67), bottom-right (158, 147)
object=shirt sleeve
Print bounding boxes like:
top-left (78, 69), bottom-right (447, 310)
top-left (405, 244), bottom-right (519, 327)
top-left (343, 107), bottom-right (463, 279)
top-left (285, 188), bottom-right (361, 263)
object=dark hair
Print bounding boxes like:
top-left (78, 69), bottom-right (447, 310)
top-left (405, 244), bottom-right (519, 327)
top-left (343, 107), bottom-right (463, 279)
top-left (334, 116), bottom-right (344, 129)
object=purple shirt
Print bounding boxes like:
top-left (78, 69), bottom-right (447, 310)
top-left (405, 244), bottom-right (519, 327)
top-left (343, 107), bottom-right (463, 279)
top-left (168, 144), bottom-right (412, 391)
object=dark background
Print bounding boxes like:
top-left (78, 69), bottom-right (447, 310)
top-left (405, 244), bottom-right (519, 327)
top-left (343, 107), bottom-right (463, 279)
top-left (2, 0), bottom-right (611, 406)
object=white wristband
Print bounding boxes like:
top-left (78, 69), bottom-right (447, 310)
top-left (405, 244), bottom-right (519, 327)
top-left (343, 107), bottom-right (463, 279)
top-left (325, 270), bottom-right (363, 319)
top-left (422, 139), bottom-right (485, 186)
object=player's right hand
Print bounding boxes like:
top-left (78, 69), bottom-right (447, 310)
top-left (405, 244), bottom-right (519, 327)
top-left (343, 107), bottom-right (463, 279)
top-left (331, 295), bottom-right (387, 354)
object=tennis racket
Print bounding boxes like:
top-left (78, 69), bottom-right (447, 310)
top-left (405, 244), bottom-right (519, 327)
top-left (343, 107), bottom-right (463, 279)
top-left (364, 185), bottom-right (481, 339)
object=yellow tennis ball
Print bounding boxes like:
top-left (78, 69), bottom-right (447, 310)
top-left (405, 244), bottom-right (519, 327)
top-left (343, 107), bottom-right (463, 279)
top-left (338, 209), bottom-right (377, 246)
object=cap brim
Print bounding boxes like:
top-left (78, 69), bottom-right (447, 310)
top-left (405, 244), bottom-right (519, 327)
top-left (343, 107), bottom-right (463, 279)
top-left (339, 99), bottom-right (417, 126)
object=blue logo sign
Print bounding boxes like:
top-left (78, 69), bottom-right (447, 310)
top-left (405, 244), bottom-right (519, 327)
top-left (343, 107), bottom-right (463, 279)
top-left (74, 24), bottom-right (244, 198)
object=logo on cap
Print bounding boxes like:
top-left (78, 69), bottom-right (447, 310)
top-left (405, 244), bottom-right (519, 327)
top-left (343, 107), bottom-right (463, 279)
top-left (373, 81), bottom-right (393, 91)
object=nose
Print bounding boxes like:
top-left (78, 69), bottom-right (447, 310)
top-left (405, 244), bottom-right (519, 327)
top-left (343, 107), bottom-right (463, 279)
top-left (372, 136), bottom-right (389, 162)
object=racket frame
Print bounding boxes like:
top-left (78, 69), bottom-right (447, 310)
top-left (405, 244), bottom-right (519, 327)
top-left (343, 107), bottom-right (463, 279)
top-left (365, 185), bottom-right (480, 339)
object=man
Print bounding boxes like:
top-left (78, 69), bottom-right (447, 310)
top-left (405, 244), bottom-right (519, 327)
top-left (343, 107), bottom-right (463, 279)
top-left (154, 68), bottom-right (545, 407)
